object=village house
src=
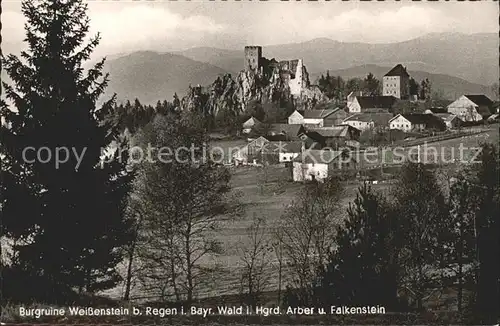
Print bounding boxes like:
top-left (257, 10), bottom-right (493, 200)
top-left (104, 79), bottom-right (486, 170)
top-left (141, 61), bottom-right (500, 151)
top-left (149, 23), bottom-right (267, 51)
top-left (389, 113), bottom-right (446, 132)
top-left (346, 90), bottom-right (363, 111)
top-left (232, 136), bottom-right (269, 166)
top-left (348, 95), bottom-right (398, 113)
top-left (302, 107), bottom-right (347, 127)
top-left (241, 116), bottom-right (261, 134)
top-left (447, 94), bottom-right (494, 122)
top-left (292, 149), bottom-right (356, 182)
top-left (267, 141), bottom-right (303, 163)
top-left (267, 124), bottom-right (305, 141)
top-left (287, 110), bottom-right (305, 124)
top-left (307, 125), bottom-right (361, 149)
top-left (382, 64), bottom-right (410, 99)
top-left (301, 131), bottom-right (327, 149)
top-left (342, 112), bottom-right (394, 131)
top-left (434, 113), bottom-right (462, 129)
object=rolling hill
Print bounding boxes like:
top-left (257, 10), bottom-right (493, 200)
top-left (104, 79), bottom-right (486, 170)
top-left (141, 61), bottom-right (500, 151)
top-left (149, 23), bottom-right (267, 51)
top-left (3, 33), bottom-right (497, 106)
top-left (99, 52), bottom-right (493, 104)
top-left (101, 51), bottom-right (228, 105)
top-left (176, 33), bottom-right (498, 87)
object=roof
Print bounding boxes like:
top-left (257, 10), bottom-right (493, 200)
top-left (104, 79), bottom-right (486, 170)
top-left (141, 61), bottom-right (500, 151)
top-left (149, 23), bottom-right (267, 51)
top-left (267, 124), bottom-right (304, 138)
top-left (304, 131), bottom-right (326, 142)
top-left (343, 112), bottom-right (393, 126)
top-left (487, 113), bottom-right (499, 121)
top-left (265, 134), bottom-right (289, 141)
top-left (243, 116), bottom-right (261, 125)
top-left (392, 113), bottom-right (443, 125)
top-left (308, 125), bottom-right (351, 138)
top-left (384, 64), bottom-right (410, 77)
top-left (476, 105), bottom-right (493, 117)
top-left (427, 107), bottom-right (447, 114)
top-left (356, 96), bottom-right (398, 110)
top-left (288, 110), bottom-right (305, 118)
top-left (464, 95), bottom-right (494, 107)
top-left (266, 141), bottom-right (303, 154)
top-left (435, 113), bottom-right (460, 122)
top-left (303, 107), bottom-right (340, 119)
top-left (292, 149), bottom-right (344, 164)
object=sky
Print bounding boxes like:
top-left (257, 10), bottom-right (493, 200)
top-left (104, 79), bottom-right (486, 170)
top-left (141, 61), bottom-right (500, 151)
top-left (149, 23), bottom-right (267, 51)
top-left (2, 0), bottom-right (498, 58)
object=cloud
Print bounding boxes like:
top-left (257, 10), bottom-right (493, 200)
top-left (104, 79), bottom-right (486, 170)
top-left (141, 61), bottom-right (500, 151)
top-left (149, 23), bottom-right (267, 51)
top-left (3, 4), bottom-right (229, 56)
top-left (87, 5), bottom-right (228, 55)
top-left (2, 2), bottom-right (496, 57)
top-left (245, 5), bottom-right (488, 45)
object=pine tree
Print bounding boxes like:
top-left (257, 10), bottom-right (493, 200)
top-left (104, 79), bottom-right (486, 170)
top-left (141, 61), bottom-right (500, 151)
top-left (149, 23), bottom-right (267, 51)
top-left (1, 0), bottom-right (133, 302)
top-left (317, 183), bottom-right (399, 308)
top-left (363, 73), bottom-right (381, 96)
top-left (392, 162), bottom-right (450, 310)
top-left (472, 143), bottom-right (500, 323)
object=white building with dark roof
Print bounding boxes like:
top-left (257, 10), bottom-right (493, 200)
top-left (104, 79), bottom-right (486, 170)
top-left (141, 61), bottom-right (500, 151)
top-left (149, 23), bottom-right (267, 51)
top-left (383, 64), bottom-right (410, 99)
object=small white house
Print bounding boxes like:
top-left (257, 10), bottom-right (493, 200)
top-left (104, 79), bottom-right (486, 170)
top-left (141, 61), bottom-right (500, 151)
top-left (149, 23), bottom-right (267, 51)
top-left (242, 117), bottom-right (261, 134)
top-left (265, 141), bottom-right (303, 163)
top-left (389, 114), bottom-right (424, 132)
top-left (292, 149), bottom-right (355, 182)
top-left (342, 112), bottom-right (393, 131)
top-left (287, 110), bottom-right (305, 125)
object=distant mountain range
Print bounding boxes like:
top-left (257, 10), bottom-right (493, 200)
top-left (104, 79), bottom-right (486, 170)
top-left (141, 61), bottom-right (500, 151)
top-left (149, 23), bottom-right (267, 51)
top-left (3, 33), bottom-right (498, 106)
top-left (175, 33), bottom-right (498, 87)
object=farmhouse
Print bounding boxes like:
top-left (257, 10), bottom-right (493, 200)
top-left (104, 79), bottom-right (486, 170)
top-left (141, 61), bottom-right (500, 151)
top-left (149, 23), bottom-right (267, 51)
top-left (307, 125), bottom-right (361, 148)
top-left (382, 64), bottom-right (410, 99)
top-left (301, 131), bottom-right (327, 149)
top-left (302, 107), bottom-right (347, 127)
top-left (342, 112), bottom-right (393, 131)
top-left (287, 110), bottom-right (305, 124)
top-left (267, 141), bottom-right (303, 163)
top-left (232, 136), bottom-right (269, 166)
top-left (447, 95), bottom-right (494, 122)
top-left (292, 149), bottom-right (356, 182)
top-left (348, 96), bottom-right (398, 113)
top-left (267, 124), bottom-right (305, 140)
top-left (347, 90), bottom-right (364, 110)
top-left (242, 117), bottom-right (261, 134)
top-left (389, 113), bottom-right (446, 132)
top-left (434, 113), bottom-right (462, 129)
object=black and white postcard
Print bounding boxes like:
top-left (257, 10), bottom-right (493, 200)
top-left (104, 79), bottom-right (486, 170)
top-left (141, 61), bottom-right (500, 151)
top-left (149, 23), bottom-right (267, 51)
top-left (1, 0), bottom-right (499, 325)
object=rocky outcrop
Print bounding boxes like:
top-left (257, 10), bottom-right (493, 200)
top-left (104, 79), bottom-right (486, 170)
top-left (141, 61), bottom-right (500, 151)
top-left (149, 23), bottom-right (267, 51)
top-left (182, 61), bottom-right (328, 117)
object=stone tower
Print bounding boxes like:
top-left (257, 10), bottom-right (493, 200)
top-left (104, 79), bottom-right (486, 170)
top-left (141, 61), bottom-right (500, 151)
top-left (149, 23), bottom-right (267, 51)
top-left (244, 46), bottom-right (262, 73)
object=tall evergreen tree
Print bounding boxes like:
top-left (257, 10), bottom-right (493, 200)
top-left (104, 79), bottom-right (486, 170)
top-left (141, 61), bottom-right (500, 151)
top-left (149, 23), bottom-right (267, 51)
top-left (472, 143), bottom-right (500, 323)
top-left (1, 0), bottom-right (133, 302)
top-left (363, 73), bottom-right (381, 96)
top-left (392, 162), bottom-right (449, 310)
top-left (316, 184), bottom-right (399, 308)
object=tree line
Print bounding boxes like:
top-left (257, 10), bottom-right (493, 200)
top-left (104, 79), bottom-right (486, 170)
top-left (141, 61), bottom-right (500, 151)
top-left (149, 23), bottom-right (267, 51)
top-left (318, 72), bottom-right (435, 103)
top-left (273, 150), bottom-right (499, 324)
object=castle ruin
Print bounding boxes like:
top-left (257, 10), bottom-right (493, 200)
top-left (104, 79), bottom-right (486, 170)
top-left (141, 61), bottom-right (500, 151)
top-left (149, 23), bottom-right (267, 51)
top-left (244, 46), bottom-right (305, 96)
top-left (244, 46), bottom-right (262, 73)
